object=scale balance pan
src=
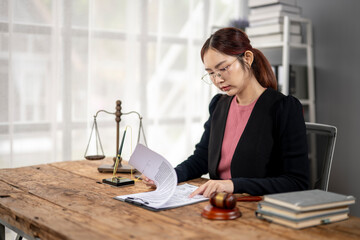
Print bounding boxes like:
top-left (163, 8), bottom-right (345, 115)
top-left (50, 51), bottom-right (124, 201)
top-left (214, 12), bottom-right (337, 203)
top-left (85, 155), bottom-right (106, 161)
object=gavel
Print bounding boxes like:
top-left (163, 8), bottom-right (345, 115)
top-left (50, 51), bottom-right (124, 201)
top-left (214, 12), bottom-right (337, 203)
top-left (209, 192), bottom-right (237, 209)
top-left (202, 192), bottom-right (242, 220)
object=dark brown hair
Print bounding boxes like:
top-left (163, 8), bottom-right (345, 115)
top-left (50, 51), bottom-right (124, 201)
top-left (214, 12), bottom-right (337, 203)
top-left (201, 27), bottom-right (277, 90)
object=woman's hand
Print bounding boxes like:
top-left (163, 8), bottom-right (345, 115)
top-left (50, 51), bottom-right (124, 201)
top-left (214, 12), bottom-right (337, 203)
top-left (141, 174), bottom-right (156, 189)
top-left (189, 180), bottom-right (234, 198)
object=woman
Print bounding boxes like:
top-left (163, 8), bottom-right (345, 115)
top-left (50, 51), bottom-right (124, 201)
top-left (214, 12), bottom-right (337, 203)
top-left (144, 27), bottom-right (309, 197)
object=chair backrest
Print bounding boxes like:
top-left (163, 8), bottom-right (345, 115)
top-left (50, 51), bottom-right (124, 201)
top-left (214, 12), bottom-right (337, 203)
top-left (305, 122), bottom-right (337, 191)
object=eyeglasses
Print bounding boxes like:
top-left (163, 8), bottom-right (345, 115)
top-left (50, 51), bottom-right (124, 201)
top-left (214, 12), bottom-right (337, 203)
top-left (201, 54), bottom-right (243, 85)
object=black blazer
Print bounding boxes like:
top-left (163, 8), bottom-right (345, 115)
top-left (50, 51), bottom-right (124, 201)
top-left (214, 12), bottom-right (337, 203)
top-left (175, 88), bottom-right (309, 195)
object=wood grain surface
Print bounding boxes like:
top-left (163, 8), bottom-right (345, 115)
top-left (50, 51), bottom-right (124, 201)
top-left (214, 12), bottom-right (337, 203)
top-left (0, 159), bottom-right (359, 240)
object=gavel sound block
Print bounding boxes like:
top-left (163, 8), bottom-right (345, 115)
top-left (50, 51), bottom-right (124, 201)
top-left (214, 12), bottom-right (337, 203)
top-left (201, 192), bottom-right (242, 220)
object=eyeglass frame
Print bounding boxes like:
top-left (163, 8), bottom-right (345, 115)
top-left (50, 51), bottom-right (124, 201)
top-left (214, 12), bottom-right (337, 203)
top-left (201, 53), bottom-right (245, 85)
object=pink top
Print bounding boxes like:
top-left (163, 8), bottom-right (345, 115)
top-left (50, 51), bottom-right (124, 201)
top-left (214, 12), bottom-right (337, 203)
top-left (217, 97), bottom-right (257, 180)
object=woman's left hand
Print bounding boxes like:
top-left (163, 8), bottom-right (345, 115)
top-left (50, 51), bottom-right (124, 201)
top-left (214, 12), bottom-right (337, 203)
top-left (189, 180), bottom-right (234, 198)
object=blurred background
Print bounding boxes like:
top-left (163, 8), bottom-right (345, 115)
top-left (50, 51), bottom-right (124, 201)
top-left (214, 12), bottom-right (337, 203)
top-left (0, 0), bottom-right (359, 216)
top-left (0, 0), bottom-right (237, 168)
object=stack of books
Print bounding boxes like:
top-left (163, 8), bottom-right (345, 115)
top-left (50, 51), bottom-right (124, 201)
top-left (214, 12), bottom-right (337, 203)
top-left (246, 0), bottom-right (302, 45)
top-left (256, 189), bottom-right (356, 229)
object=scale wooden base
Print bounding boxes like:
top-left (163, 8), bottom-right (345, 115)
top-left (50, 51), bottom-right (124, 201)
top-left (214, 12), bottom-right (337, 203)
top-left (102, 177), bottom-right (134, 187)
top-left (97, 164), bottom-right (136, 173)
top-left (201, 204), bottom-right (242, 220)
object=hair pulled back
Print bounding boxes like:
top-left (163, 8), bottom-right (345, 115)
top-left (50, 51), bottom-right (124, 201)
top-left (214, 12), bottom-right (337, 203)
top-left (201, 27), bottom-right (277, 90)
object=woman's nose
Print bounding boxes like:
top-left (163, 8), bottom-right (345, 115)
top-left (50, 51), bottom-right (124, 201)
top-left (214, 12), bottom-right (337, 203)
top-left (213, 73), bottom-right (224, 83)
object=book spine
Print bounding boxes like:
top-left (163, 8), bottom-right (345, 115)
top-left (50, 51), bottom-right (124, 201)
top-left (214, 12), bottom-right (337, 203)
top-left (249, 11), bottom-right (301, 22)
top-left (250, 34), bottom-right (302, 45)
top-left (246, 23), bottom-right (301, 36)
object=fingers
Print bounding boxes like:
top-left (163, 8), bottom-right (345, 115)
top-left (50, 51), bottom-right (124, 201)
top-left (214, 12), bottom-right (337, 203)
top-left (189, 181), bottom-right (213, 198)
top-left (201, 180), bottom-right (220, 198)
top-left (141, 174), bottom-right (156, 188)
top-left (203, 181), bottom-right (218, 198)
top-left (143, 176), bottom-right (154, 184)
top-left (141, 174), bottom-right (152, 183)
top-left (189, 180), bottom-right (234, 198)
top-left (189, 183), bottom-right (206, 198)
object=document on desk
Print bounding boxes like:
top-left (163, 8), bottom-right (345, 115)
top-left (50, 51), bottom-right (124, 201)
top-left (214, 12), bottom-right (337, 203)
top-left (114, 144), bottom-right (208, 211)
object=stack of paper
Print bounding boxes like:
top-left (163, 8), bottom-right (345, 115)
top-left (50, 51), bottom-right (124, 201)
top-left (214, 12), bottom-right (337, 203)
top-left (115, 144), bottom-right (208, 211)
top-left (256, 189), bottom-right (356, 229)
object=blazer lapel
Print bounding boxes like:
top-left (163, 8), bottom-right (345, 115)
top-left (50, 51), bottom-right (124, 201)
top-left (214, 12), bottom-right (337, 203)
top-left (208, 95), bottom-right (233, 179)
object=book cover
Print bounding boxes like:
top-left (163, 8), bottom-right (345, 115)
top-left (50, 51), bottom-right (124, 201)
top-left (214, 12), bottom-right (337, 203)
top-left (258, 201), bottom-right (349, 218)
top-left (263, 189), bottom-right (356, 212)
top-left (249, 0), bottom-right (297, 8)
top-left (246, 23), bottom-right (301, 36)
top-left (255, 210), bottom-right (349, 229)
top-left (256, 207), bottom-right (349, 221)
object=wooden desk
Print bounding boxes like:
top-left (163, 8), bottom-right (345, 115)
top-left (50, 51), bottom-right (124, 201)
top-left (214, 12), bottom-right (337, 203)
top-left (0, 159), bottom-right (359, 240)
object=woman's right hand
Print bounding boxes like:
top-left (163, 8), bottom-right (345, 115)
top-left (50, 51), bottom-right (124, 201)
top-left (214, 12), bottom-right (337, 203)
top-left (141, 174), bottom-right (156, 189)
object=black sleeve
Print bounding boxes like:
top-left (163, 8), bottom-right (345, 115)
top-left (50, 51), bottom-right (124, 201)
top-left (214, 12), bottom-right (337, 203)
top-left (175, 94), bottom-right (222, 183)
top-left (231, 95), bottom-right (310, 195)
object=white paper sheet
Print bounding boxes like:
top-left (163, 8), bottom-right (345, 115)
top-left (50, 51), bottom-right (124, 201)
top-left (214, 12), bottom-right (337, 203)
top-left (115, 144), bottom-right (208, 210)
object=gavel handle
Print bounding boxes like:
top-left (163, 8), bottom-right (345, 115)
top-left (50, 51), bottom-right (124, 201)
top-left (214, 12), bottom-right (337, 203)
top-left (236, 196), bottom-right (263, 202)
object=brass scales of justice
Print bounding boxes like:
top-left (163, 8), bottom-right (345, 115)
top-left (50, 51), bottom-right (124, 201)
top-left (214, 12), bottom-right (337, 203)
top-left (84, 100), bottom-right (147, 186)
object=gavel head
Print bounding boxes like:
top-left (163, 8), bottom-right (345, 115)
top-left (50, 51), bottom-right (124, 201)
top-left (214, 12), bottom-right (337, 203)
top-left (209, 192), bottom-right (236, 209)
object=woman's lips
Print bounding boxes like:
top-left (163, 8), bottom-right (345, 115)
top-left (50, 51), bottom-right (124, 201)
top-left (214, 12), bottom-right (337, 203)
top-left (221, 86), bottom-right (230, 91)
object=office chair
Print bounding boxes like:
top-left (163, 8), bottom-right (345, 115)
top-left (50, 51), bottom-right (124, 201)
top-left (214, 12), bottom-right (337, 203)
top-left (305, 122), bottom-right (337, 191)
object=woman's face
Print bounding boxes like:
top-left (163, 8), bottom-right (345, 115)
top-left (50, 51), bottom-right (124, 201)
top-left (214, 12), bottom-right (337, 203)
top-left (203, 48), bottom-right (252, 97)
